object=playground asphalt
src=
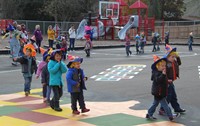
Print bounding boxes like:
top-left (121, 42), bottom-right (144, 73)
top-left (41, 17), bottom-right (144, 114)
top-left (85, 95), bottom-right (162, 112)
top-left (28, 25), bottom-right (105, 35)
top-left (0, 44), bottom-right (200, 126)
top-left (0, 38), bottom-right (200, 54)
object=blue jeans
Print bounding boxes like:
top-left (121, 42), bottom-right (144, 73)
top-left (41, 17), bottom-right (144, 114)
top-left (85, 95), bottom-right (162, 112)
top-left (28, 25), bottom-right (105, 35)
top-left (10, 43), bottom-right (20, 58)
top-left (24, 76), bottom-right (32, 92)
top-left (48, 40), bottom-right (54, 48)
top-left (139, 42), bottom-right (145, 53)
top-left (152, 43), bottom-right (156, 52)
top-left (148, 96), bottom-right (173, 117)
top-left (125, 45), bottom-right (132, 56)
top-left (136, 42), bottom-right (139, 53)
top-left (188, 43), bottom-right (193, 51)
top-left (156, 42), bottom-right (160, 51)
top-left (69, 38), bottom-right (75, 51)
top-left (46, 85), bottom-right (52, 101)
top-left (167, 83), bottom-right (181, 111)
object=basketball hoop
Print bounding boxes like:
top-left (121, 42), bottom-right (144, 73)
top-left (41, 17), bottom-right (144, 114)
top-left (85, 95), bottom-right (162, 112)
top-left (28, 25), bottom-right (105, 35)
top-left (99, 1), bottom-right (119, 20)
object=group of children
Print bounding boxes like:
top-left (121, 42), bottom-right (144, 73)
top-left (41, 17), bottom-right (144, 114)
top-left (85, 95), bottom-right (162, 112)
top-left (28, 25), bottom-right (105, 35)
top-left (124, 31), bottom-right (171, 56)
top-left (53, 23), bottom-right (93, 58)
top-left (151, 32), bottom-right (161, 52)
top-left (5, 22), bottom-right (187, 120)
top-left (13, 43), bottom-right (90, 114)
top-left (125, 32), bottom-right (146, 56)
top-left (14, 42), bottom-right (185, 120)
top-left (146, 44), bottom-right (185, 121)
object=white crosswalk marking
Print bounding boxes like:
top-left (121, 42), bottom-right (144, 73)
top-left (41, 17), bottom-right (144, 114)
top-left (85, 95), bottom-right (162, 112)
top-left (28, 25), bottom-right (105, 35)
top-left (198, 66), bottom-right (200, 78)
top-left (90, 75), bottom-right (97, 79)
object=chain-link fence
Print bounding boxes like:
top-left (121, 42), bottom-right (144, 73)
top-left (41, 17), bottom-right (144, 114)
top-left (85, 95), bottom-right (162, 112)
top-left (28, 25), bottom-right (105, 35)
top-left (155, 20), bottom-right (200, 39)
top-left (15, 20), bottom-right (200, 39)
top-left (16, 20), bottom-right (80, 35)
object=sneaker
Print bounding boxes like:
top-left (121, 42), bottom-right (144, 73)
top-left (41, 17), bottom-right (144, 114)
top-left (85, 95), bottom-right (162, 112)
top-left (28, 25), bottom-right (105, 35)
top-left (12, 62), bottom-right (18, 66)
top-left (54, 107), bottom-right (62, 112)
top-left (146, 114), bottom-right (157, 120)
top-left (43, 98), bottom-right (47, 103)
top-left (169, 113), bottom-right (180, 121)
top-left (46, 99), bottom-right (50, 105)
top-left (72, 110), bottom-right (80, 115)
top-left (25, 91), bottom-right (29, 96)
top-left (175, 109), bottom-right (186, 113)
top-left (49, 100), bottom-right (54, 110)
top-left (158, 109), bottom-right (166, 115)
top-left (82, 108), bottom-right (90, 113)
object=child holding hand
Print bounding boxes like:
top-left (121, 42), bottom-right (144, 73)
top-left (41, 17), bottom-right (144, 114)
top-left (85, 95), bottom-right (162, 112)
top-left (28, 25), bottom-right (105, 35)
top-left (146, 55), bottom-right (180, 121)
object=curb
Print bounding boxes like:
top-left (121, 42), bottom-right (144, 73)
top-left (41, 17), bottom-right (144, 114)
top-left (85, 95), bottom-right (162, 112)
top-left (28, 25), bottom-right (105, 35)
top-left (1, 43), bottom-right (199, 55)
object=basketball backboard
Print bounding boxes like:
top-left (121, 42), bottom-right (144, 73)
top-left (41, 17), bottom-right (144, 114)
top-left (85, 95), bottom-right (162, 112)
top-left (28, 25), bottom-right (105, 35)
top-left (99, 1), bottom-right (119, 20)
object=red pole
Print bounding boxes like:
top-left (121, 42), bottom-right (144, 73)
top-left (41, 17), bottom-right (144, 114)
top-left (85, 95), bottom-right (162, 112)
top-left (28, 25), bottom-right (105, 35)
top-left (112, 19), bottom-right (114, 40)
top-left (137, 9), bottom-right (140, 34)
top-left (145, 8), bottom-right (148, 40)
top-left (104, 20), bottom-right (107, 40)
top-left (119, 7), bottom-right (122, 26)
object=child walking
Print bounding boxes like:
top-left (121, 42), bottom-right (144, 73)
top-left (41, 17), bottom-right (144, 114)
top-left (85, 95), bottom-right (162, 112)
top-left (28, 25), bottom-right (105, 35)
top-left (66, 56), bottom-right (90, 115)
top-left (134, 34), bottom-right (140, 54)
top-left (13, 46), bottom-right (37, 96)
top-left (159, 45), bottom-right (185, 115)
top-left (125, 33), bottom-right (132, 56)
top-left (84, 34), bottom-right (92, 57)
top-left (48, 49), bottom-right (67, 111)
top-left (61, 37), bottom-right (68, 60)
top-left (36, 48), bottom-right (52, 102)
top-left (139, 32), bottom-right (146, 54)
top-left (146, 55), bottom-right (180, 121)
top-left (41, 50), bottom-right (52, 104)
top-left (165, 31), bottom-right (169, 46)
top-left (151, 33), bottom-right (157, 52)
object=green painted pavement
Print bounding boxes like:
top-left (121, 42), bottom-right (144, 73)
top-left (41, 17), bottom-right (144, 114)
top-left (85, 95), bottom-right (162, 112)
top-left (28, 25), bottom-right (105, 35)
top-left (0, 106), bottom-right (30, 116)
top-left (81, 113), bottom-right (163, 126)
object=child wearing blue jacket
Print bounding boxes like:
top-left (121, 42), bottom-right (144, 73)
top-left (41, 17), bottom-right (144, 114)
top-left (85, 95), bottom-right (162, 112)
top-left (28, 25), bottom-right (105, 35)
top-left (66, 56), bottom-right (90, 115)
top-left (48, 49), bottom-right (67, 111)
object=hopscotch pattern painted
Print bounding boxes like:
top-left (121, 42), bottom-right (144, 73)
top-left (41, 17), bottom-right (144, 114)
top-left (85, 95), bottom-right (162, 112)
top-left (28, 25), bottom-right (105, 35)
top-left (90, 64), bottom-right (146, 81)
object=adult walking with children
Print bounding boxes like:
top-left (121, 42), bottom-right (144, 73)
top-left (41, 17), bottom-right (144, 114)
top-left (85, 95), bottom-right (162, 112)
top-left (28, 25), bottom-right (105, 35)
top-left (47, 25), bottom-right (55, 48)
top-left (188, 32), bottom-right (193, 51)
top-left (34, 25), bottom-right (43, 54)
top-left (68, 24), bottom-right (76, 51)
